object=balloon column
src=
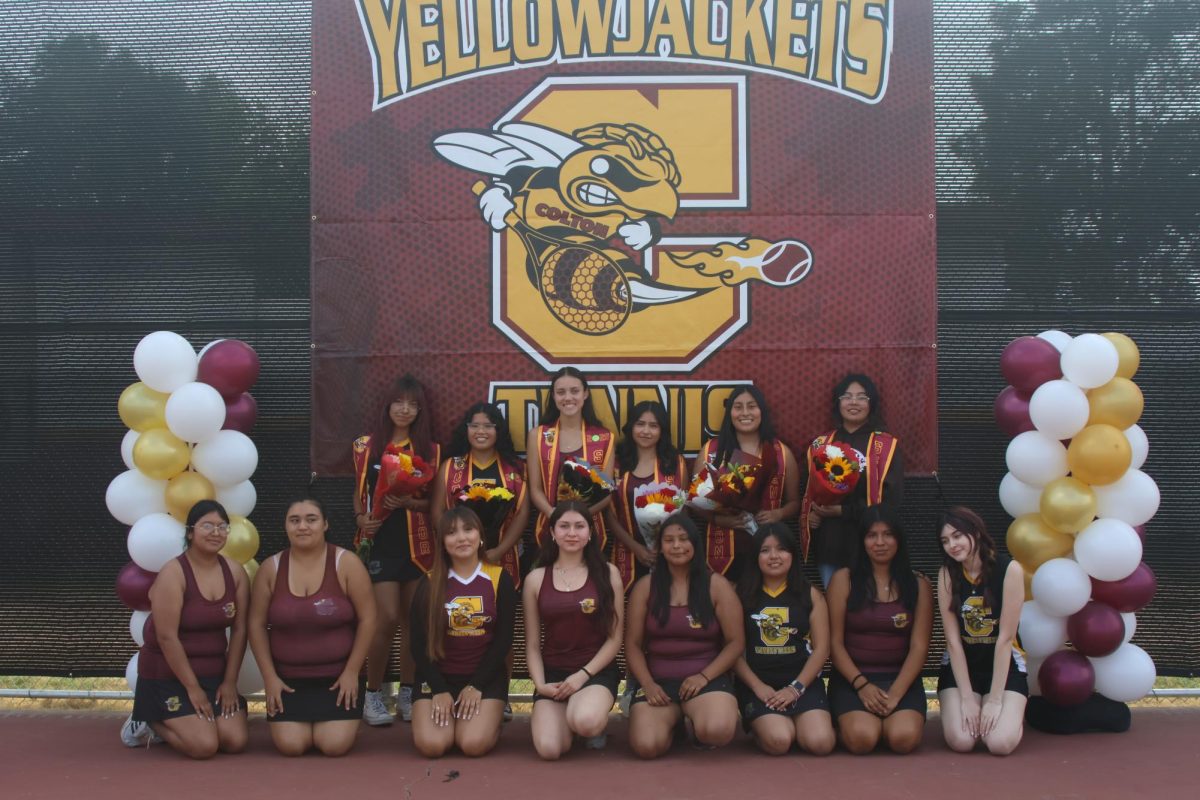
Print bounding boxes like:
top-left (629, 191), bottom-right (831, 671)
top-left (109, 332), bottom-right (264, 693)
top-left (998, 330), bottom-right (1158, 707)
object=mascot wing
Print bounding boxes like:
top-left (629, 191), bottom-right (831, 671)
top-left (433, 122), bottom-right (582, 176)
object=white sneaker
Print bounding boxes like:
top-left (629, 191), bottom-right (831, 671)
top-left (584, 733), bottom-right (607, 750)
top-left (398, 685), bottom-right (414, 722)
top-left (363, 689), bottom-right (394, 727)
top-left (120, 715), bottom-right (151, 748)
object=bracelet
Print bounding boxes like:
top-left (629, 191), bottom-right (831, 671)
top-left (698, 672), bottom-right (711, 685)
top-left (580, 666), bottom-right (593, 679)
top-left (851, 674), bottom-right (869, 691)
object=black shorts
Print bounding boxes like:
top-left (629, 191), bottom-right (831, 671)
top-left (415, 671), bottom-right (509, 702)
top-left (937, 663), bottom-right (1029, 697)
top-left (536, 664), bottom-right (621, 702)
top-left (267, 675), bottom-right (366, 723)
top-left (366, 555), bottom-right (423, 584)
top-left (736, 677), bottom-right (829, 729)
top-left (828, 671), bottom-right (927, 719)
top-left (132, 674), bottom-right (240, 723)
top-left (631, 673), bottom-right (736, 705)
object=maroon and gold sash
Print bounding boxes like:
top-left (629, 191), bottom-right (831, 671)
top-left (352, 434), bottom-right (441, 574)
top-left (700, 439), bottom-right (787, 575)
top-left (611, 455), bottom-right (688, 591)
top-left (800, 430), bottom-right (898, 561)
top-left (441, 455), bottom-right (527, 587)
top-left (532, 420), bottom-right (613, 548)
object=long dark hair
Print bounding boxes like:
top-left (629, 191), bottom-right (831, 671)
top-left (369, 374), bottom-right (436, 464)
top-left (536, 500), bottom-right (617, 634)
top-left (738, 523), bottom-right (813, 619)
top-left (848, 505), bottom-right (919, 612)
top-left (831, 373), bottom-right (885, 431)
top-left (425, 506), bottom-right (486, 662)
top-left (712, 385), bottom-right (779, 468)
top-left (184, 499), bottom-right (230, 548)
top-left (938, 505), bottom-right (998, 610)
top-left (539, 367), bottom-right (604, 428)
top-left (615, 400), bottom-right (679, 474)
top-left (446, 402), bottom-right (519, 465)
top-left (647, 512), bottom-right (714, 628)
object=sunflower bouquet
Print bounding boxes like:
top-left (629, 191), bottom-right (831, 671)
top-left (370, 444), bottom-right (434, 520)
top-left (687, 461), bottom-right (766, 532)
top-left (557, 459), bottom-right (615, 506)
top-left (456, 482), bottom-right (516, 545)
top-left (807, 441), bottom-right (865, 505)
top-left (632, 482), bottom-right (688, 548)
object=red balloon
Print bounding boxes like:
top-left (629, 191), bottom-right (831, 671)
top-left (1001, 336), bottom-right (1063, 393)
top-left (115, 561), bottom-right (157, 611)
top-left (994, 385), bottom-right (1035, 437)
top-left (198, 339), bottom-right (260, 399)
top-left (1067, 601), bottom-right (1125, 657)
top-left (1090, 562), bottom-right (1157, 613)
top-left (1039, 650), bottom-right (1095, 707)
top-left (222, 392), bottom-right (258, 434)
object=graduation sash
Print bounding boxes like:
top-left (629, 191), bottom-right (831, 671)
top-left (442, 454), bottom-right (527, 587)
top-left (352, 435), bottom-right (441, 574)
top-left (532, 420), bottom-right (613, 548)
top-left (700, 439), bottom-right (787, 575)
top-left (611, 454), bottom-right (688, 591)
top-left (800, 429), bottom-right (897, 561)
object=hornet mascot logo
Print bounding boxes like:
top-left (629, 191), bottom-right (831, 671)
top-left (434, 121), bottom-right (812, 335)
top-left (445, 600), bottom-right (492, 631)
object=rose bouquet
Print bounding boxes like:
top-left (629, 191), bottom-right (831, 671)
top-left (687, 461), bottom-right (766, 533)
top-left (556, 459), bottom-right (614, 505)
top-left (807, 441), bottom-right (865, 505)
top-left (370, 444), bottom-right (434, 520)
top-left (632, 482), bottom-right (688, 548)
top-left (456, 483), bottom-right (516, 545)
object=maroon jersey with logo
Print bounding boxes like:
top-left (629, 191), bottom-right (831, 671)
top-left (140, 554), bottom-right (237, 680)
top-left (844, 598), bottom-right (913, 673)
top-left (539, 571), bottom-right (607, 671)
top-left (268, 544), bottom-right (357, 679)
top-left (644, 605), bottom-right (722, 680)
top-left (440, 565), bottom-right (503, 675)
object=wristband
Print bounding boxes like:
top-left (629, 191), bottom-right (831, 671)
top-left (698, 672), bottom-right (711, 685)
top-left (580, 666), bottom-right (593, 679)
top-left (852, 674), bottom-right (869, 691)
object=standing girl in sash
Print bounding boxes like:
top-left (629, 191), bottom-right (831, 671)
top-left (692, 386), bottom-right (800, 580)
top-left (523, 501), bottom-right (624, 760)
top-left (803, 374), bottom-right (904, 588)
top-left (352, 374), bottom-right (441, 725)
top-left (605, 400), bottom-right (688, 591)
top-left (430, 402), bottom-right (529, 587)
top-left (526, 368), bottom-right (615, 556)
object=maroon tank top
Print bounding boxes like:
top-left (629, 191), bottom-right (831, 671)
top-left (268, 544), bottom-right (357, 679)
top-left (644, 605), bottom-right (722, 680)
top-left (538, 570), bottom-right (607, 671)
top-left (139, 554), bottom-right (237, 681)
top-left (440, 568), bottom-right (500, 677)
top-left (844, 599), bottom-right (914, 673)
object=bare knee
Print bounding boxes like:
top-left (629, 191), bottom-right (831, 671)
top-left (568, 709), bottom-right (608, 738)
top-left (692, 717), bottom-right (736, 747)
top-left (180, 737), bottom-right (219, 760)
top-left (316, 738), bottom-right (355, 758)
top-left (885, 727), bottom-right (923, 754)
top-left (984, 730), bottom-right (1022, 756)
top-left (274, 737), bottom-right (310, 757)
top-left (414, 734), bottom-right (451, 759)
top-left (799, 728), bottom-right (836, 756)
top-left (219, 728), bottom-right (248, 754)
top-left (839, 723), bottom-right (879, 755)
top-left (457, 730), bottom-right (499, 758)
top-left (756, 729), bottom-right (793, 756)
top-left (630, 731), bottom-right (670, 760)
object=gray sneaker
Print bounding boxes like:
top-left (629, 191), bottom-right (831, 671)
top-left (584, 733), bottom-right (608, 750)
top-left (120, 715), bottom-right (151, 748)
top-left (398, 685), bottom-right (414, 722)
top-left (363, 689), bottom-right (394, 727)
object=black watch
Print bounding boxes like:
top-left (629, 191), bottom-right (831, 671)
top-left (789, 679), bottom-right (806, 697)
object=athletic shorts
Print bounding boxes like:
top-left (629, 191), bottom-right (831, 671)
top-left (536, 664), bottom-right (620, 702)
top-left (631, 673), bottom-right (736, 705)
top-left (736, 677), bottom-right (829, 729)
top-left (267, 675), bottom-right (366, 723)
top-left (937, 663), bottom-right (1029, 697)
top-left (828, 671), bottom-right (927, 719)
top-left (415, 671), bottom-right (509, 702)
top-left (132, 674), bottom-right (240, 723)
top-left (366, 555), bottom-right (423, 584)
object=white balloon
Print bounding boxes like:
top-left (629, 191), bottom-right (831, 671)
top-left (1005, 431), bottom-right (1069, 487)
top-left (1032, 558), bottom-right (1092, 617)
top-left (1074, 518), bottom-right (1143, 582)
top-left (999, 472), bottom-right (1042, 518)
top-left (129, 610), bottom-right (150, 647)
top-left (165, 381), bottom-right (227, 443)
top-left (1090, 643), bottom-right (1156, 703)
top-left (1120, 612), bottom-right (1137, 644)
top-left (1037, 329), bottom-right (1073, 352)
top-left (1029, 380), bottom-right (1091, 440)
top-left (1092, 470), bottom-right (1160, 527)
top-left (1060, 333), bottom-right (1119, 389)
top-left (1124, 425), bottom-right (1149, 471)
top-left (237, 650), bottom-right (265, 696)
top-left (125, 652), bottom-right (139, 694)
top-left (192, 430), bottom-right (258, 487)
top-left (198, 338), bottom-right (227, 359)
top-left (133, 331), bottom-right (198, 394)
top-left (216, 480), bottom-right (257, 518)
top-left (1019, 601), bottom-right (1068, 658)
top-left (105, 469), bottom-right (169, 526)
top-left (120, 429), bottom-right (139, 470)
top-left (127, 512), bottom-right (186, 572)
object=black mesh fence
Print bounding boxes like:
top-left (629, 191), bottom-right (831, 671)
top-left (0, 0), bottom-right (1195, 681)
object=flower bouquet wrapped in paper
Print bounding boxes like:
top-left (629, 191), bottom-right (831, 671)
top-left (556, 459), bottom-right (614, 506)
top-left (632, 482), bottom-right (688, 548)
top-left (687, 461), bottom-right (766, 533)
top-left (456, 483), bottom-right (516, 545)
top-left (807, 441), bottom-right (865, 506)
top-left (370, 445), bottom-right (434, 520)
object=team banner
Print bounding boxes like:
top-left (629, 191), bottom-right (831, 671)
top-left (312, 0), bottom-right (936, 474)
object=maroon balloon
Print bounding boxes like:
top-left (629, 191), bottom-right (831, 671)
top-left (1091, 562), bottom-right (1157, 613)
top-left (1133, 524), bottom-right (1146, 544)
top-left (1039, 650), bottom-right (1095, 707)
top-left (115, 561), bottom-right (157, 611)
top-left (1067, 601), bottom-right (1126, 657)
top-left (197, 339), bottom-right (260, 399)
top-left (1000, 336), bottom-right (1063, 393)
top-left (994, 385), bottom-right (1035, 437)
top-left (222, 392), bottom-right (258, 434)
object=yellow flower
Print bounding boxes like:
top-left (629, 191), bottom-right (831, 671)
top-left (824, 456), bottom-right (855, 483)
top-left (463, 484), bottom-right (493, 501)
top-left (486, 487), bottom-right (515, 501)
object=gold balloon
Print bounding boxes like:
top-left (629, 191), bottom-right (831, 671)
top-left (1039, 476), bottom-right (1097, 533)
top-left (221, 515), bottom-right (260, 563)
top-left (1068, 424), bottom-right (1132, 486)
top-left (242, 559), bottom-right (260, 582)
top-left (165, 471), bottom-right (216, 520)
top-left (1088, 377), bottom-right (1144, 429)
top-left (1023, 569), bottom-right (1034, 601)
top-left (1102, 332), bottom-right (1140, 379)
top-left (118, 382), bottom-right (169, 432)
top-left (1007, 513), bottom-right (1075, 572)
top-left (133, 428), bottom-right (191, 480)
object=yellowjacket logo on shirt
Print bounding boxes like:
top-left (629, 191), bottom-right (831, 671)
top-left (579, 597), bottom-right (597, 614)
top-left (446, 597), bottom-right (492, 635)
top-left (961, 596), bottom-right (996, 640)
top-left (165, 696), bottom-right (181, 712)
top-left (752, 607), bottom-right (798, 648)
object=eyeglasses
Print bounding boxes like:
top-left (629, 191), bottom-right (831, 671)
top-left (839, 393), bottom-right (870, 403)
top-left (467, 422), bottom-right (497, 430)
top-left (194, 522), bottom-right (231, 534)
top-left (392, 400), bottom-right (420, 411)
